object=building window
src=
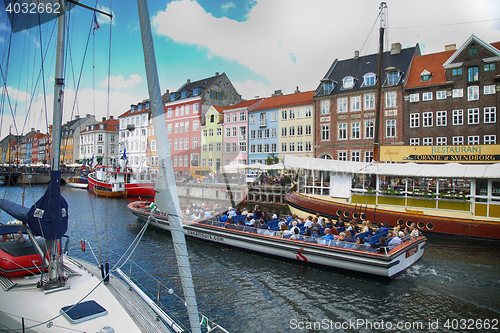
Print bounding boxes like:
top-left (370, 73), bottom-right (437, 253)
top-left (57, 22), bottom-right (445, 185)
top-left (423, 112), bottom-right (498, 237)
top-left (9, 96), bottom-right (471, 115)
top-left (351, 122), bottom-right (360, 139)
top-left (232, 142), bottom-right (237, 153)
top-left (239, 111), bottom-right (247, 121)
top-left (192, 137), bottom-right (198, 149)
top-left (364, 151), bottom-right (373, 162)
top-left (350, 96), bottom-right (361, 111)
top-left (351, 151), bottom-right (360, 162)
top-left (409, 93), bottom-right (419, 102)
top-left (281, 127), bottom-right (287, 137)
top-left (249, 114), bottom-right (256, 124)
top-left (289, 142), bottom-right (295, 152)
top-left (225, 143), bottom-right (230, 153)
top-left (321, 100), bottom-right (330, 114)
top-left (208, 143), bottom-right (213, 152)
top-left (468, 108), bottom-right (479, 124)
top-left (271, 111), bottom-right (278, 121)
top-left (342, 76), bottom-right (355, 89)
top-left (338, 123), bottom-right (347, 140)
top-left (239, 142), bottom-right (247, 152)
top-left (174, 156), bottom-right (178, 167)
top-left (484, 135), bottom-right (496, 144)
top-left (410, 113), bottom-right (420, 128)
top-left (250, 145), bottom-right (255, 153)
top-left (232, 127), bottom-right (237, 137)
top-left (385, 119), bottom-right (396, 137)
top-left (305, 142), bottom-right (311, 152)
top-left (338, 151), bottom-right (347, 161)
top-left (484, 85), bottom-right (495, 95)
top-left (468, 66), bottom-right (479, 82)
top-left (297, 126), bottom-right (303, 136)
top-left (436, 137), bottom-right (447, 145)
top-left (305, 125), bottom-right (311, 135)
top-left (185, 121), bottom-right (189, 132)
top-left (281, 143), bottom-right (287, 152)
top-left (423, 112), bottom-right (433, 127)
top-left (193, 120), bottom-right (199, 131)
top-left (453, 110), bottom-right (463, 125)
top-left (305, 107), bottom-right (312, 118)
top-left (337, 98), bottom-right (347, 113)
top-left (452, 136), bottom-right (463, 145)
top-left (209, 129), bottom-right (214, 136)
top-left (363, 73), bottom-right (376, 86)
top-left (467, 86), bottom-right (479, 101)
top-left (271, 143), bottom-right (277, 152)
top-left (216, 143), bottom-right (221, 152)
top-left (271, 128), bottom-right (277, 137)
top-left (364, 93), bottom-right (375, 110)
top-left (289, 126), bottom-right (295, 136)
top-left (202, 144), bottom-right (207, 152)
top-left (202, 129), bottom-right (207, 137)
top-left (452, 89), bottom-right (463, 98)
top-left (436, 111), bottom-right (447, 126)
top-left (289, 109), bottom-right (295, 119)
top-left (423, 137), bottom-right (433, 146)
top-left (179, 138), bottom-right (183, 150)
top-left (386, 71), bottom-right (400, 86)
top-left (484, 107), bottom-right (496, 123)
top-left (409, 138), bottom-right (420, 146)
top-left (468, 136), bottom-right (479, 145)
top-left (263, 128), bottom-right (269, 138)
top-left (364, 120), bottom-right (374, 139)
top-left (452, 68), bottom-right (462, 76)
top-left (297, 142), bottom-right (303, 152)
top-left (436, 91), bottom-right (447, 100)
top-left (484, 63), bottom-right (495, 71)
top-left (217, 128), bottom-right (222, 136)
top-left (319, 125), bottom-right (329, 141)
top-left (385, 91), bottom-right (396, 108)
top-left (281, 110), bottom-right (288, 120)
top-left (226, 127), bottom-right (231, 137)
top-left (422, 92), bottom-right (433, 101)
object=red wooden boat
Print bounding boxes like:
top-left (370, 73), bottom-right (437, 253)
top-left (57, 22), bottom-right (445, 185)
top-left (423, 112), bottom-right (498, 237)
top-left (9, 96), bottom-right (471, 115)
top-left (88, 165), bottom-right (156, 197)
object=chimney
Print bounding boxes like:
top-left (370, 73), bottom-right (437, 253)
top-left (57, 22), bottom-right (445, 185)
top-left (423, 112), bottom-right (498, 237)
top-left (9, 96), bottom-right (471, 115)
top-left (445, 44), bottom-right (456, 52)
top-left (354, 50), bottom-right (359, 59)
top-left (110, 115), bottom-right (113, 119)
top-left (390, 42), bottom-right (402, 55)
top-left (75, 115), bottom-right (80, 119)
top-left (271, 89), bottom-right (283, 97)
top-left (187, 79), bottom-right (190, 84)
top-left (166, 89), bottom-right (169, 94)
top-left (294, 86), bottom-right (300, 93)
top-left (215, 72), bottom-right (219, 76)
top-left (102, 117), bottom-right (106, 122)
top-left (131, 104), bottom-right (137, 112)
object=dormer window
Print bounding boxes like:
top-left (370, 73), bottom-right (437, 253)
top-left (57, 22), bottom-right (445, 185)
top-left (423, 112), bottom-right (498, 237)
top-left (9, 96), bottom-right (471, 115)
top-left (362, 73), bottom-right (376, 86)
top-left (420, 69), bottom-right (432, 82)
top-left (469, 43), bottom-right (477, 55)
top-left (321, 78), bottom-right (334, 94)
top-left (385, 67), bottom-right (401, 86)
top-left (342, 76), bottom-right (355, 89)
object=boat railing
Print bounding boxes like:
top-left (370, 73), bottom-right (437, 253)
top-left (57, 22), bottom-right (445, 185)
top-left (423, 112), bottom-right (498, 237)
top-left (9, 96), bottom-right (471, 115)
top-left (191, 218), bottom-right (384, 253)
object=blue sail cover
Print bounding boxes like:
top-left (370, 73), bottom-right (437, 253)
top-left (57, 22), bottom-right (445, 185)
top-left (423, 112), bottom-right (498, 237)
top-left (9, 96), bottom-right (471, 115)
top-left (26, 171), bottom-right (69, 240)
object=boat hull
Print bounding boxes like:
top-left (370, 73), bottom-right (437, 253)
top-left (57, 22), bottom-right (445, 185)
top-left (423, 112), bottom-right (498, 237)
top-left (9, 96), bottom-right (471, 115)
top-left (88, 172), bottom-right (155, 197)
top-left (286, 190), bottom-right (500, 240)
top-left (128, 201), bottom-right (425, 278)
top-left (65, 176), bottom-right (88, 189)
top-left (0, 239), bottom-right (46, 277)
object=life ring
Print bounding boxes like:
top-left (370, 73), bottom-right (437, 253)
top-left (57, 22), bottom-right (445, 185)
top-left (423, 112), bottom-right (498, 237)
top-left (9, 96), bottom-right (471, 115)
top-left (81, 240), bottom-right (86, 252)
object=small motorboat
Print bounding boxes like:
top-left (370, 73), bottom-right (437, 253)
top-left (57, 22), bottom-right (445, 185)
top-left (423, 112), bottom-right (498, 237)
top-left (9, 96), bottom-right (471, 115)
top-left (65, 175), bottom-right (88, 189)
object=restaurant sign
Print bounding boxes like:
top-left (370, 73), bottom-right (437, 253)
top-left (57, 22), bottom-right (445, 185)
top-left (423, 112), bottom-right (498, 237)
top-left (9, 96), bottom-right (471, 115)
top-left (380, 145), bottom-right (500, 163)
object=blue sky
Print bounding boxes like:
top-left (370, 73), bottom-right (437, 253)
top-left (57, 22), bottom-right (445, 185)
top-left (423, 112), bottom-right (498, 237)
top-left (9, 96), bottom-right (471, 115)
top-left (0, 0), bottom-right (499, 137)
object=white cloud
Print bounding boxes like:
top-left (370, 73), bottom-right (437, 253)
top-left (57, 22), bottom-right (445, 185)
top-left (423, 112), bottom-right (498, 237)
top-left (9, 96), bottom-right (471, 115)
top-left (104, 74), bottom-right (143, 89)
top-left (153, 0), bottom-right (499, 99)
top-left (96, 5), bottom-right (115, 26)
top-left (221, 2), bottom-right (236, 12)
top-left (6, 87), bottom-right (31, 102)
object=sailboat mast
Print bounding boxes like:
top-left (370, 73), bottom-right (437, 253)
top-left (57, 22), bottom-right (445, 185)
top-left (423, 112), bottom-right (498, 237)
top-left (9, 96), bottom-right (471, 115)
top-left (373, 2), bottom-right (386, 162)
top-left (51, 0), bottom-right (66, 171)
top-left (135, 1), bottom-right (201, 332)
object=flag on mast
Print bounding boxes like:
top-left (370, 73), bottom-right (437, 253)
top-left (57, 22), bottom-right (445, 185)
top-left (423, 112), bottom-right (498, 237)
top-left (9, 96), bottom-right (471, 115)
top-left (93, 14), bottom-right (100, 31)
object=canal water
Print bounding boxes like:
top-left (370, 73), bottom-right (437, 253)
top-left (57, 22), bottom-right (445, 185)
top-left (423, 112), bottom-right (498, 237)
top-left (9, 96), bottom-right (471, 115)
top-left (1, 185), bottom-right (499, 332)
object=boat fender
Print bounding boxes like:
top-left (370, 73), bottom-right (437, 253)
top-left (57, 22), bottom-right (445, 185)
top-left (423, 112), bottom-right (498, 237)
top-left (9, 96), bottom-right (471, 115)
top-left (99, 326), bottom-right (115, 333)
top-left (81, 240), bottom-right (85, 252)
top-left (104, 261), bottom-right (110, 283)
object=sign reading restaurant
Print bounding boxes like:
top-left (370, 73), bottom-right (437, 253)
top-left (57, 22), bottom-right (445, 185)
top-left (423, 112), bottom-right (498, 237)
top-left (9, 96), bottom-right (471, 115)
top-left (380, 145), bottom-right (500, 163)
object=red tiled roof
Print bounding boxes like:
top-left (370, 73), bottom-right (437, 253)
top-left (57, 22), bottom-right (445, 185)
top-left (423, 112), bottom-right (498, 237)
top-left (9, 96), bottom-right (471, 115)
top-left (491, 41), bottom-right (500, 51)
top-left (222, 98), bottom-right (264, 111)
top-left (405, 50), bottom-right (455, 89)
top-left (119, 107), bottom-right (150, 118)
top-left (81, 119), bottom-right (119, 133)
top-left (254, 91), bottom-right (315, 111)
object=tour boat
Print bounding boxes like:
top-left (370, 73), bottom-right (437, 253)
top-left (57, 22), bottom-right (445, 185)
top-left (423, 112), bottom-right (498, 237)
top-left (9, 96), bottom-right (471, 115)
top-left (284, 154), bottom-right (500, 240)
top-left (87, 163), bottom-right (156, 197)
top-left (128, 201), bottom-right (426, 278)
top-left (65, 175), bottom-right (88, 189)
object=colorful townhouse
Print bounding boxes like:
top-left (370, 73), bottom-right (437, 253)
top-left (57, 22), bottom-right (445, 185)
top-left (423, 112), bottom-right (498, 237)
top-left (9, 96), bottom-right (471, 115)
top-left (164, 73), bottom-right (241, 176)
top-left (313, 43), bottom-right (420, 161)
top-left (222, 98), bottom-right (263, 167)
top-left (118, 101), bottom-right (150, 171)
top-left (404, 35), bottom-right (499, 149)
top-left (80, 117), bottom-right (119, 167)
top-left (200, 105), bottom-right (224, 172)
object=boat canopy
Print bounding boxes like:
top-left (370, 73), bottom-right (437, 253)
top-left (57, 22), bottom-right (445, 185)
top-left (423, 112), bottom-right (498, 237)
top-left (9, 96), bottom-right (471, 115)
top-left (283, 155), bottom-right (500, 179)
